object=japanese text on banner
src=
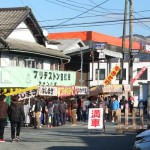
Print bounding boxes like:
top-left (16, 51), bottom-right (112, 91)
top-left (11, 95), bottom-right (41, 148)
top-left (88, 108), bottom-right (103, 129)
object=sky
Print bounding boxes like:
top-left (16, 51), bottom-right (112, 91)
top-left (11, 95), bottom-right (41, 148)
top-left (1, 0), bottom-right (150, 37)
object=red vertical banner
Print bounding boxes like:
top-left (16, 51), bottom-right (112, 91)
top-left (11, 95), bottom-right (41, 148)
top-left (88, 108), bottom-right (103, 129)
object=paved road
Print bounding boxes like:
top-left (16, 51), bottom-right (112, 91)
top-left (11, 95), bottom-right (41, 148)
top-left (0, 122), bottom-right (136, 150)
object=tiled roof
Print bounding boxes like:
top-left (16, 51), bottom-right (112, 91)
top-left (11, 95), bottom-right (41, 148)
top-left (0, 7), bottom-right (45, 45)
top-left (0, 38), bottom-right (70, 60)
top-left (54, 38), bottom-right (86, 53)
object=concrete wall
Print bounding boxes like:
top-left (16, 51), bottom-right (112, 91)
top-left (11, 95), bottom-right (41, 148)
top-left (8, 22), bottom-right (36, 43)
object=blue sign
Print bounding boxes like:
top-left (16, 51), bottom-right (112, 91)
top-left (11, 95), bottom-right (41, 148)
top-left (95, 43), bottom-right (106, 50)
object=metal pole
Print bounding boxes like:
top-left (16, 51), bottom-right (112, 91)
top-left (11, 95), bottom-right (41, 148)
top-left (81, 48), bottom-right (83, 86)
top-left (120, 0), bottom-right (128, 84)
top-left (129, 0), bottom-right (133, 91)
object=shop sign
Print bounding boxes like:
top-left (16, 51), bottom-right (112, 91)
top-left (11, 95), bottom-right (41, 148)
top-left (5, 86), bottom-right (37, 96)
top-left (18, 89), bottom-right (37, 100)
top-left (131, 66), bottom-right (147, 83)
top-left (57, 86), bottom-right (74, 97)
top-left (103, 65), bottom-right (121, 85)
top-left (74, 86), bottom-right (89, 95)
top-left (88, 108), bottom-right (103, 129)
top-left (103, 85), bottom-right (122, 93)
top-left (0, 67), bottom-right (76, 87)
top-left (37, 86), bottom-right (57, 96)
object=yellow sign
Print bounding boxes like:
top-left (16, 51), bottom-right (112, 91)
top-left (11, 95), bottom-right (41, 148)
top-left (5, 86), bottom-right (37, 96)
top-left (103, 65), bottom-right (121, 85)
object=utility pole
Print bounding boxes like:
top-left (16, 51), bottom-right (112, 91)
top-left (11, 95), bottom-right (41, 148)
top-left (80, 48), bottom-right (83, 86)
top-left (120, 0), bottom-right (128, 84)
top-left (129, 0), bottom-right (133, 92)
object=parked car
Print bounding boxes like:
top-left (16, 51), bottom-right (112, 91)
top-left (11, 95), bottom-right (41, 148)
top-left (133, 129), bottom-right (150, 150)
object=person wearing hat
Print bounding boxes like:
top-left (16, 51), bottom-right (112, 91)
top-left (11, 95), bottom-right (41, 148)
top-left (0, 94), bottom-right (8, 142)
top-left (7, 95), bottom-right (25, 142)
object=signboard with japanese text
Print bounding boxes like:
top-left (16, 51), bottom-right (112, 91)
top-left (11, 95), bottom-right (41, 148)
top-left (57, 86), bottom-right (74, 97)
top-left (103, 85), bottom-right (122, 93)
top-left (5, 86), bottom-right (37, 96)
top-left (88, 108), bottom-right (103, 129)
top-left (0, 67), bottom-right (76, 87)
top-left (18, 89), bottom-right (37, 100)
top-left (37, 86), bottom-right (57, 96)
top-left (74, 86), bottom-right (89, 95)
top-left (89, 85), bottom-right (103, 97)
top-left (103, 65), bottom-right (121, 85)
top-left (131, 67), bottom-right (147, 83)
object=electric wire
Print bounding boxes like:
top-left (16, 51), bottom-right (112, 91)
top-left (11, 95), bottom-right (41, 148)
top-left (45, 0), bottom-right (110, 27)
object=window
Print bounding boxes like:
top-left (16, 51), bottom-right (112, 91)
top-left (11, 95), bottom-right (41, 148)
top-left (116, 69), bottom-right (126, 80)
top-left (95, 69), bottom-right (98, 80)
top-left (9, 56), bottom-right (18, 66)
top-left (18, 58), bottom-right (25, 67)
top-left (137, 68), bottom-right (147, 80)
top-left (50, 60), bottom-right (59, 70)
top-left (36, 60), bottom-right (43, 69)
top-left (95, 69), bottom-right (105, 80)
top-left (99, 69), bottom-right (105, 80)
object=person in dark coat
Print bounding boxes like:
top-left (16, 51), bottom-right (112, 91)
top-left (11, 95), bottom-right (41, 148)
top-left (0, 94), bottom-right (8, 142)
top-left (7, 95), bottom-right (25, 142)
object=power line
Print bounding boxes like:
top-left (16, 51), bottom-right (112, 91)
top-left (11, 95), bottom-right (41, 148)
top-left (41, 17), bottom-right (150, 28)
top-left (43, 21), bottom-right (150, 30)
top-left (0, 16), bottom-right (150, 30)
top-left (45, 0), bottom-right (110, 27)
top-left (45, 0), bottom-right (98, 15)
top-left (38, 9), bottom-right (150, 23)
top-left (133, 11), bottom-right (150, 31)
top-left (38, 13), bottom-right (123, 23)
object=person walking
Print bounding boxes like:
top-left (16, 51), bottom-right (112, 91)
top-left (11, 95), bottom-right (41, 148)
top-left (110, 97), bottom-right (120, 123)
top-left (7, 95), bottom-right (25, 142)
top-left (33, 96), bottom-right (42, 129)
top-left (0, 94), bottom-right (8, 142)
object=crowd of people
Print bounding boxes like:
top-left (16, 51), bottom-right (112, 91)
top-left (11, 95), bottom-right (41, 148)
top-left (0, 93), bottom-right (147, 143)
